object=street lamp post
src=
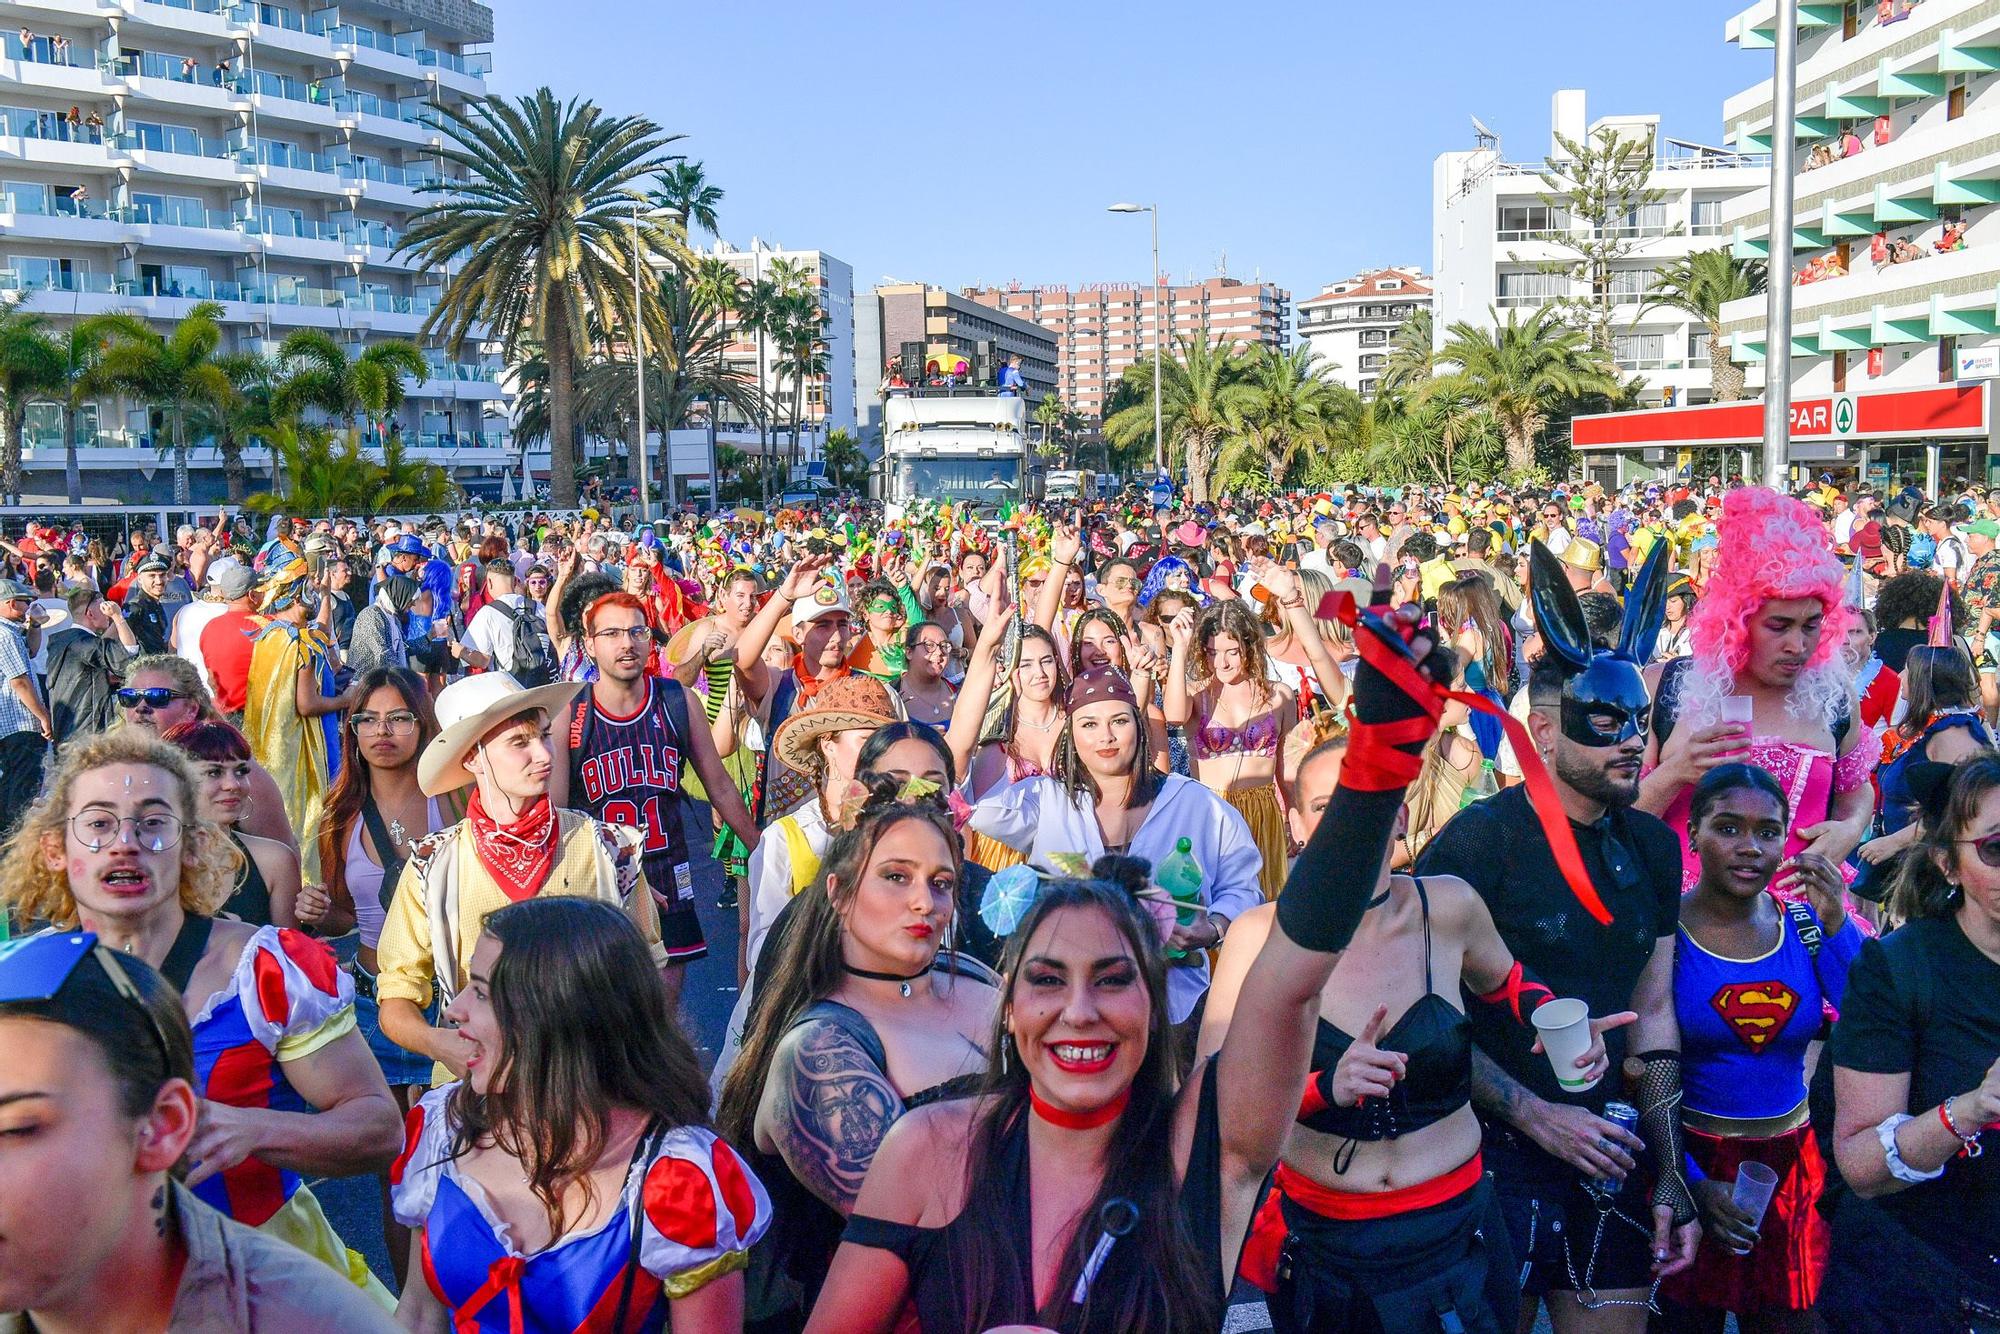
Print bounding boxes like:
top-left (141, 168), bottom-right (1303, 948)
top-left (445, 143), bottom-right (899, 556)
top-left (1761, 0), bottom-right (1800, 491)
top-left (1108, 203), bottom-right (1163, 479)
top-left (630, 197), bottom-right (652, 525)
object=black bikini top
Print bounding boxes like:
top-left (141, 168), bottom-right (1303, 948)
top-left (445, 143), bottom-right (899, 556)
top-left (1298, 878), bottom-right (1472, 1144)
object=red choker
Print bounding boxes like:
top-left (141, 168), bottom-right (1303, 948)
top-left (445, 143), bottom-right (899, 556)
top-left (1029, 1086), bottom-right (1131, 1130)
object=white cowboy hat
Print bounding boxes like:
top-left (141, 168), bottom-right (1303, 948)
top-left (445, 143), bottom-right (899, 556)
top-left (417, 671), bottom-right (582, 797)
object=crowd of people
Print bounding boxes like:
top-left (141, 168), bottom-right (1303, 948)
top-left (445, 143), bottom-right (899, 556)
top-left (1, 472), bottom-right (1997, 1333)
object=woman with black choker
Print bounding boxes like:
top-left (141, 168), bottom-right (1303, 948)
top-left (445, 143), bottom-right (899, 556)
top-left (804, 587), bottom-right (1467, 1333)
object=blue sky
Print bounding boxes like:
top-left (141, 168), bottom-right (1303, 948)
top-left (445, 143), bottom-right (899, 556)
top-left (490, 1), bottom-right (1771, 305)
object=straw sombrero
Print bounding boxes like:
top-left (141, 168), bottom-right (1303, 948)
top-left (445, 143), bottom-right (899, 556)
top-left (770, 675), bottom-right (903, 774)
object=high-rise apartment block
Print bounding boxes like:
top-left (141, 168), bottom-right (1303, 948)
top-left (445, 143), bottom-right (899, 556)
top-left (1297, 268), bottom-right (1431, 398)
top-left (701, 238), bottom-right (855, 460)
top-left (1, 0), bottom-right (508, 501)
top-left (964, 275), bottom-right (1290, 429)
top-left (1433, 89), bottom-right (1769, 407)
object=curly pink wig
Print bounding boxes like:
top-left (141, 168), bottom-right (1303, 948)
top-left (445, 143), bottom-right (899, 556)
top-left (1683, 487), bottom-right (1852, 727)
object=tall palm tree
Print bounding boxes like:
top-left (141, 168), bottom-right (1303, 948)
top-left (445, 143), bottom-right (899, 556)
top-left (775, 298), bottom-right (828, 478)
top-left (0, 299), bottom-right (64, 504)
top-left (396, 88), bottom-right (683, 507)
top-left (650, 160), bottom-right (723, 242)
top-left (689, 255), bottom-right (746, 489)
top-left (1034, 394), bottom-right (1069, 464)
top-left (1103, 336), bottom-right (1257, 503)
top-left (272, 330), bottom-right (428, 444)
top-left (1437, 307), bottom-right (1619, 477)
top-left (1380, 307), bottom-right (1437, 393)
top-left (1229, 344), bottom-right (1343, 485)
top-left (47, 322), bottom-right (122, 506)
top-left (92, 301), bottom-right (234, 504)
top-left (1643, 248), bottom-right (1768, 402)
top-left (187, 351), bottom-right (283, 504)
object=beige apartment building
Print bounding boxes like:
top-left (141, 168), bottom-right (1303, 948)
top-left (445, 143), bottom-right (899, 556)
top-left (964, 275), bottom-right (1290, 430)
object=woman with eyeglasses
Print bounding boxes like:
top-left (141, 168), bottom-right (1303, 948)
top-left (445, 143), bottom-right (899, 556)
top-left (116, 653), bottom-right (298, 853)
top-left (392, 896), bottom-right (772, 1333)
top-left (0, 729), bottom-right (403, 1304)
top-left (162, 719), bottom-right (300, 929)
top-left (897, 620), bottom-right (958, 727)
top-left (522, 562), bottom-right (554, 613)
top-left (1819, 755), bottom-right (2000, 1328)
top-left (0, 934), bottom-right (401, 1330)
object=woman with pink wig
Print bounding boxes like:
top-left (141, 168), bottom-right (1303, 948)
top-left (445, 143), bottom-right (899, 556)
top-left (1636, 487), bottom-right (1877, 901)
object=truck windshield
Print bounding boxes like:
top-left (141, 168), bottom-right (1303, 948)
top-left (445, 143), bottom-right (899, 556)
top-left (895, 456), bottom-right (1021, 502)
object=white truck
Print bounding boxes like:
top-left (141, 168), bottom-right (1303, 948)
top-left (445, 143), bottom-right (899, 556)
top-left (882, 388), bottom-right (1030, 513)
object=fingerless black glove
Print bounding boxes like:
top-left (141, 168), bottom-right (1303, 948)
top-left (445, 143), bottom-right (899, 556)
top-left (1637, 1051), bottom-right (1698, 1228)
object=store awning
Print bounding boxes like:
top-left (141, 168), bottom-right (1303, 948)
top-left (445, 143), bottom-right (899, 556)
top-left (1571, 382), bottom-right (1990, 452)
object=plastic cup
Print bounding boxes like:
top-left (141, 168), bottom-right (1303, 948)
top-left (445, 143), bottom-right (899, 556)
top-left (1720, 695), bottom-right (1754, 727)
top-left (1732, 1160), bottom-right (1780, 1233)
top-left (1531, 997), bottom-right (1599, 1092)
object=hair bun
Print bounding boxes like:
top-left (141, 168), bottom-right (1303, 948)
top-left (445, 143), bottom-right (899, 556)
top-left (1090, 854), bottom-right (1153, 899)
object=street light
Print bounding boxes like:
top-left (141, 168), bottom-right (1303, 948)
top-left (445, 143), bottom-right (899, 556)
top-left (1107, 202), bottom-right (1163, 480)
top-left (629, 196), bottom-right (652, 524)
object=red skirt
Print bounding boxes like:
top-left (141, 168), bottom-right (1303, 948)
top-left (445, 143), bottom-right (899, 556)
top-left (1660, 1122), bottom-right (1827, 1313)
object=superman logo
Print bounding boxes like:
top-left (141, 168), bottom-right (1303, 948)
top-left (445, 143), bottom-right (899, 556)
top-left (1710, 981), bottom-right (1801, 1053)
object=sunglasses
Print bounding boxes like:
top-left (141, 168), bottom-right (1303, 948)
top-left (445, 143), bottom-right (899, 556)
top-left (0, 931), bottom-right (176, 1071)
top-left (116, 687), bottom-right (186, 710)
top-left (1956, 835), bottom-right (2000, 868)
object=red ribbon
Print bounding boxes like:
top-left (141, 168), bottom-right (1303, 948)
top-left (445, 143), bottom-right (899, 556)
top-left (454, 1254), bottom-right (527, 1334)
top-left (1328, 594), bottom-right (1615, 928)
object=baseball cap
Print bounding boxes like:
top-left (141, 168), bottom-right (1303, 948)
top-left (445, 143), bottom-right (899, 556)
top-left (1967, 518), bottom-right (2000, 539)
top-left (387, 534), bottom-right (428, 558)
top-left (0, 578), bottom-right (34, 602)
top-left (790, 581), bottom-right (852, 627)
top-left (210, 562), bottom-right (255, 600)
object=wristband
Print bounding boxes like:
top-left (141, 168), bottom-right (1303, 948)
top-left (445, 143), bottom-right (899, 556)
top-left (1878, 1113), bottom-right (1946, 1183)
top-left (1939, 1098), bottom-right (1985, 1158)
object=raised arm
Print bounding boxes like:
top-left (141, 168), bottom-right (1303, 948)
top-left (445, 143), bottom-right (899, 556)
top-left (944, 596), bottom-right (1015, 783)
top-left (1160, 607), bottom-right (1198, 726)
top-left (1257, 561), bottom-right (1348, 715)
top-left (735, 554), bottom-right (834, 703)
top-left (1030, 524), bottom-right (1079, 632)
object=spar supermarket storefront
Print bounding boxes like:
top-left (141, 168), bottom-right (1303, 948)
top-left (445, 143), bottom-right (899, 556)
top-left (1570, 383), bottom-right (2000, 493)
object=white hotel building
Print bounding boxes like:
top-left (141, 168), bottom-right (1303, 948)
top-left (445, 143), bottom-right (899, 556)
top-left (1711, 0), bottom-right (2000, 486)
top-left (1432, 89), bottom-right (1771, 407)
top-left (697, 237), bottom-right (855, 470)
top-left (0, 0), bottom-right (510, 502)
top-left (1296, 267), bottom-right (1430, 398)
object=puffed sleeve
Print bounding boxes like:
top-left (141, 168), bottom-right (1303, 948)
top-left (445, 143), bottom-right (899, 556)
top-left (236, 926), bottom-right (357, 1060)
top-left (637, 1127), bottom-right (774, 1300)
top-left (962, 774), bottom-right (1049, 852)
top-left (389, 1083), bottom-right (459, 1228)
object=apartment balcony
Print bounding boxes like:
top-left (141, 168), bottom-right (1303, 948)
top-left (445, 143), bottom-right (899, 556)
top-left (0, 113), bottom-right (118, 168)
top-left (7, 46), bottom-right (110, 98)
top-left (0, 191), bottom-right (127, 244)
top-left (1722, 234), bottom-right (2000, 359)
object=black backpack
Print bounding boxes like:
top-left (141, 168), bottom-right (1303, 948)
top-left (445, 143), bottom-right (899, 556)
top-left (490, 599), bottom-right (555, 687)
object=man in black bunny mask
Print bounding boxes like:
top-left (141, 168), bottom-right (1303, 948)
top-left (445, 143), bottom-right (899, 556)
top-left (1419, 540), bottom-right (1700, 1330)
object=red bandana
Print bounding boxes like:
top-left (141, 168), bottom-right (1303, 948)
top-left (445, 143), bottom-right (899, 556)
top-left (791, 654), bottom-right (850, 703)
top-left (465, 787), bottom-right (559, 902)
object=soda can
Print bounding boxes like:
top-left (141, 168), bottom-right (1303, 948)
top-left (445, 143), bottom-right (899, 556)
top-left (1602, 1101), bottom-right (1641, 1144)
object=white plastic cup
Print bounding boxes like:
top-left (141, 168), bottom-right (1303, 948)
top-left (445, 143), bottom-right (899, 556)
top-left (1531, 997), bottom-right (1599, 1092)
top-left (1732, 1160), bottom-right (1780, 1233)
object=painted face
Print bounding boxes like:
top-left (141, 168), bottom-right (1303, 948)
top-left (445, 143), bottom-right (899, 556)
top-left (44, 763), bottom-right (186, 925)
top-left (1693, 784), bottom-right (1786, 900)
top-left (1163, 568), bottom-right (1191, 593)
top-left (443, 931), bottom-right (504, 1095)
top-left (192, 756), bottom-right (253, 827)
top-left (1071, 700), bottom-right (1139, 779)
top-left (1746, 597), bottom-right (1825, 690)
top-left (864, 596), bottom-right (904, 636)
top-left (834, 818), bottom-right (956, 977)
top-left (1009, 904), bottom-right (1150, 1116)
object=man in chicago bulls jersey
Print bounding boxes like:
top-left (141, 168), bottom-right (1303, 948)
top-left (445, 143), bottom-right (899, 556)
top-left (1664, 764), bottom-right (1860, 1329)
top-left (550, 592), bottom-right (757, 1012)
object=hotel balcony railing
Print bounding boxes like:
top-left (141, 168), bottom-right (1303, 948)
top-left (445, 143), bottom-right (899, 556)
top-left (417, 48), bottom-right (491, 77)
top-left (341, 158), bottom-right (440, 188)
top-left (344, 220), bottom-right (399, 248)
top-left (0, 270), bottom-right (442, 317)
top-left (226, 2), bottom-right (306, 32)
top-left (142, 0), bottom-right (229, 14)
top-left (423, 362), bottom-right (504, 382)
top-left (250, 141), bottom-right (340, 173)
top-left (119, 125), bottom-right (236, 157)
top-left (0, 108), bottom-right (108, 143)
top-left (113, 52), bottom-right (229, 84)
top-left (0, 191), bottom-right (117, 218)
top-left (127, 201), bottom-right (240, 229)
top-left (234, 69), bottom-right (323, 105)
top-left (251, 212), bottom-right (344, 242)
top-left (314, 22), bottom-right (424, 61)
top-left (336, 90), bottom-right (429, 125)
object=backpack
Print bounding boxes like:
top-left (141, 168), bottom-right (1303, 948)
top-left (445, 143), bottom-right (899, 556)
top-left (489, 599), bottom-right (555, 686)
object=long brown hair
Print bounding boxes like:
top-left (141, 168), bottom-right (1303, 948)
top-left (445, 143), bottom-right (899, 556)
top-left (1053, 697), bottom-right (1165, 810)
top-left (716, 791), bottom-right (963, 1146)
top-left (1891, 753), bottom-right (2000, 923)
top-left (946, 858), bottom-right (1217, 1332)
top-left (1897, 645), bottom-right (1981, 741)
top-left (1194, 599), bottom-right (1275, 709)
top-left (447, 898), bottom-right (709, 1237)
top-left (318, 666), bottom-right (439, 898)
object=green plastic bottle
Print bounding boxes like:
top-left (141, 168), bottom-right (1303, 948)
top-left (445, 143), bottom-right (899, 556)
top-left (1155, 837), bottom-right (1205, 960)
top-left (1460, 758), bottom-right (1500, 810)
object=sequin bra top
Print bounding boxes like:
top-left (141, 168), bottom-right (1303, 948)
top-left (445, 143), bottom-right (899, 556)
top-left (1194, 707), bottom-right (1280, 761)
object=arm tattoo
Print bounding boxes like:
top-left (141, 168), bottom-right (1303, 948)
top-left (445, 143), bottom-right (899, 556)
top-left (1470, 1047), bottom-right (1535, 1128)
top-left (772, 1020), bottom-right (906, 1215)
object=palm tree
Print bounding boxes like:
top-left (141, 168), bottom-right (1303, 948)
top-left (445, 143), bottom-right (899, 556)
top-left (188, 351), bottom-right (283, 504)
top-left (1643, 248), bottom-right (1768, 402)
top-left (1034, 394), bottom-right (1070, 464)
top-left (396, 88), bottom-right (684, 507)
top-left (374, 431), bottom-right (459, 511)
top-left (0, 299), bottom-right (64, 504)
top-left (689, 255), bottom-right (746, 489)
top-left (821, 428), bottom-right (864, 490)
top-left (770, 285), bottom-right (827, 479)
top-left (48, 322), bottom-right (122, 506)
top-left (1103, 336), bottom-right (1257, 503)
top-left (1228, 344), bottom-right (1343, 485)
top-left (650, 161), bottom-right (723, 243)
top-left (1436, 307), bottom-right (1619, 477)
top-left (273, 330), bottom-right (428, 444)
top-left (246, 425), bottom-right (379, 516)
top-left (92, 301), bottom-right (234, 504)
top-left (1380, 308), bottom-right (1437, 393)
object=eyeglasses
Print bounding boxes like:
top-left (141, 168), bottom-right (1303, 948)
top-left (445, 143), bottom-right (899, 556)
top-left (351, 710), bottom-right (419, 734)
top-left (0, 932), bottom-right (175, 1074)
top-left (68, 810), bottom-right (183, 853)
top-left (1955, 834), bottom-right (2000, 868)
top-left (1106, 577), bottom-right (1142, 590)
top-left (590, 625), bottom-right (653, 644)
top-left (115, 687), bottom-right (186, 711)
top-left (913, 639), bottom-right (951, 656)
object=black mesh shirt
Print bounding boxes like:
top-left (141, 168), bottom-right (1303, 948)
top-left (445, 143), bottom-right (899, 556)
top-left (1416, 784), bottom-right (1682, 1111)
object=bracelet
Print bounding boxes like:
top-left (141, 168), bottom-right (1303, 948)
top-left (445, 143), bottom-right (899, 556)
top-left (1939, 1098), bottom-right (1986, 1158)
top-left (1877, 1112), bottom-right (1947, 1183)
top-left (1279, 597), bottom-right (1307, 610)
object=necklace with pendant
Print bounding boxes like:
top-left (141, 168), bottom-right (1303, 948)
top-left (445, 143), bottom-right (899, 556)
top-left (388, 817), bottom-right (409, 848)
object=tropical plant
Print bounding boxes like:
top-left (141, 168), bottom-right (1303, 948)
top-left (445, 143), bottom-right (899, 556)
top-left (0, 298), bottom-right (66, 504)
top-left (1643, 248), bottom-right (1768, 402)
top-left (1380, 308), bottom-right (1437, 392)
top-left (397, 87), bottom-right (684, 507)
top-left (91, 301), bottom-right (234, 504)
top-left (374, 431), bottom-right (460, 511)
top-left (272, 330), bottom-right (428, 444)
top-left (771, 287), bottom-right (828, 480)
top-left (1103, 335), bottom-right (1258, 503)
top-left (1224, 344), bottom-right (1344, 485)
top-left (1436, 307), bottom-right (1620, 477)
top-left (244, 424), bottom-right (377, 516)
top-left (187, 351), bottom-right (283, 505)
top-left (1034, 394), bottom-right (1070, 463)
top-left (821, 428), bottom-right (865, 490)
top-left (650, 160), bottom-right (723, 242)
